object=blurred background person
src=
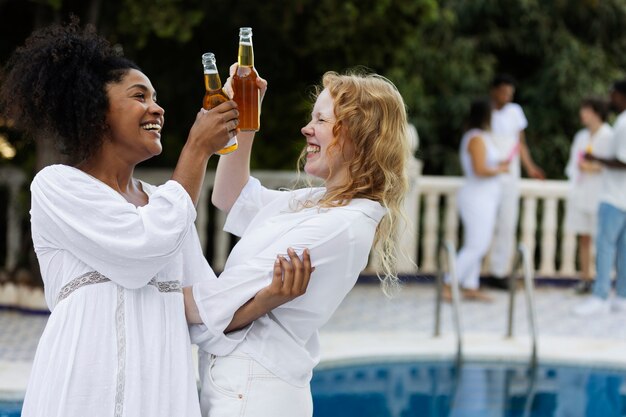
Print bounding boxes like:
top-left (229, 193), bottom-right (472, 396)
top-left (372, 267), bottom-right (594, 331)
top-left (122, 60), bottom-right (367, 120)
top-left (564, 97), bottom-right (612, 294)
top-left (484, 74), bottom-right (545, 291)
top-left (443, 98), bottom-right (509, 302)
top-left (574, 80), bottom-right (626, 316)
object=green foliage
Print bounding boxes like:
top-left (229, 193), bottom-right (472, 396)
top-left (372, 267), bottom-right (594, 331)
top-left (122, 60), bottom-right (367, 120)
top-left (444, 0), bottom-right (626, 178)
top-left (116, 0), bottom-right (204, 47)
top-left (3, 0), bottom-right (626, 179)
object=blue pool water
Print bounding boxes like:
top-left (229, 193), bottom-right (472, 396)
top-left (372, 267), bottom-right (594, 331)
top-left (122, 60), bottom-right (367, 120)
top-left (0, 400), bottom-right (20, 417)
top-left (311, 360), bottom-right (626, 417)
top-left (3, 360), bottom-right (625, 416)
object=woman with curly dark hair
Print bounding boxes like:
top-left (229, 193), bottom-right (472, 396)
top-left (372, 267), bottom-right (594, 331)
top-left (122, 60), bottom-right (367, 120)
top-left (1, 20), bottom-right (310, 417)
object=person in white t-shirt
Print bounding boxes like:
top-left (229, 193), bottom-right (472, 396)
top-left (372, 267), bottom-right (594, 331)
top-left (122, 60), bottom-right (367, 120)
top-left (564, 98), bottom-right (613, 294)
top-left (484, 74), bottom-right (545, 290)
top-left (183, 67), bottom-right (411, 417)
top-left (574, 80), bottom-right (626, 316)
top-left (0, 21), bottom-right (310, 417)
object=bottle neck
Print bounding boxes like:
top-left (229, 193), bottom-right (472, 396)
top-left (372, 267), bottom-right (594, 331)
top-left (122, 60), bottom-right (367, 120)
top-left (238, 39), bottom-right (254, 67)
top-left (204, 71), bottom-right (223, 91)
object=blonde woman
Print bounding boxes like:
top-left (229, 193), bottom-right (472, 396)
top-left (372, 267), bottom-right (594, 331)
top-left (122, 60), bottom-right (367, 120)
top-left (183, 68), bottom-right (410, 417)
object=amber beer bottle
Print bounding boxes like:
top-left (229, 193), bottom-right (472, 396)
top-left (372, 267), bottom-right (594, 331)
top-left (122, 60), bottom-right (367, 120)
top-left (202, 52), bottom-right (238, 155)
top-left (233, 27), bottom-right (260, 131)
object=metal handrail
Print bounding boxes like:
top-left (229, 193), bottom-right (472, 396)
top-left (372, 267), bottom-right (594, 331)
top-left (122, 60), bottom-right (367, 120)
top-left (434, 240), bottom-right (463, 364)
top-left (506, 243), bottom-right (539, 368)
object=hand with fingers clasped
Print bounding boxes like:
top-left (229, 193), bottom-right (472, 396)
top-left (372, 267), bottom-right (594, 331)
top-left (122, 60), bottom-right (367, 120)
top-left (187, 100), bottom-right (240, 155)
top-left (184, 247), bottom-right (314, 332)
top-left (253, 248), bottom-right (314, 312)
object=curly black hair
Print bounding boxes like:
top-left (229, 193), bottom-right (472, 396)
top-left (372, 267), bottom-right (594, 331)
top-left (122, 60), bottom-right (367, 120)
top-left (0, 17), bottom-right (140, 163)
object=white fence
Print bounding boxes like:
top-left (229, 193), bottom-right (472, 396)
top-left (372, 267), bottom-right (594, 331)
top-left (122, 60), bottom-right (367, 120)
top-left (1, 166), bottom-right (578, 279)
top-left (133, 168), bottom-right (577, 278)
top-left (416, 176), bottom-right (576, 278)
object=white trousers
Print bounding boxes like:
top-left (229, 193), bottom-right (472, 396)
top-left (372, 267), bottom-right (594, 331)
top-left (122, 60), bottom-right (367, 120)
top-left (198, 349), bottom-right (313, 417)
top-left (451, 180), bottom-right (501, 290)
top-left (488, 177), bottom-right (520, 277)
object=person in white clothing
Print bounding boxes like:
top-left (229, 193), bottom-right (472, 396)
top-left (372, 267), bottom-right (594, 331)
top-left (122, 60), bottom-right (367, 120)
top-left (443, 99), bottom-right (509, 303)
top-left (485, 74), bottom-right (545, 290)
top-left (564, 98), bottom-right (613, 294)
top-left (574, 80), bottom-right (626, 316)
top-left (0, 21), bottom-right (311, 417)
top-left (183, 67), bottom-right (411, 417)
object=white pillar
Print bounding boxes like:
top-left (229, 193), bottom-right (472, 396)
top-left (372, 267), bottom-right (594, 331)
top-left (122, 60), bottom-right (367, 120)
top-left (539, 197), bottom-right (558, 275)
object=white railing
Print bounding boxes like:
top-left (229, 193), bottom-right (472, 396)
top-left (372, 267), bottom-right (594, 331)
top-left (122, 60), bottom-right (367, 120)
top-left (0, 166), bottom-right (577, 279)
top-left (416, 176), bottom-right (575, 277)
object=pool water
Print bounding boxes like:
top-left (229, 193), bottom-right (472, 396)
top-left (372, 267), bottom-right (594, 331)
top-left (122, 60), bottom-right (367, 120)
top-left (3, 360), bottom-right (624, 416)
top-left (311, 360), bottom-right (626, 417)
top-left (0, 400), bottom-right (20, 417)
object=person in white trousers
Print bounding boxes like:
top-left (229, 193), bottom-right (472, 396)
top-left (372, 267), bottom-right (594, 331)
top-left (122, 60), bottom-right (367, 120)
top-left (184, 68), bottom-right (412, 417)
top-left (443, 99), bottom-right (509, 302)
top-left (485, 74), bottom-right (545, 290)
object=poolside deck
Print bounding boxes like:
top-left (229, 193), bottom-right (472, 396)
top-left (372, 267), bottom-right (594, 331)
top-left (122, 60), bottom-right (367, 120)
top-left (1, 280), bottom-right (626, 398)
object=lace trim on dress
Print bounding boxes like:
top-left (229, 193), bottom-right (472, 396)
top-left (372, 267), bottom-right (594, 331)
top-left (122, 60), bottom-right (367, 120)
top-left (114, 285), bottom-right (126, 417)
top-left (56, 271), bottom-right (182, 304)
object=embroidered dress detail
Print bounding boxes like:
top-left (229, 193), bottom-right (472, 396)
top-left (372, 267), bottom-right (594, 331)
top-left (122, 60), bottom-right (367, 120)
top-left (148, 277), bottom-right (182, 293)
top-left (57, 271), bottom-right (182, 304)
top-left (114, 285), bottom-right (126, 417)
top-left (56, 271), bottom-right (110, 303)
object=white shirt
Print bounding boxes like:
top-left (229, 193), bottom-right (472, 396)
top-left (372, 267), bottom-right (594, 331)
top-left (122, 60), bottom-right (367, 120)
top-left (24, 165), bottom-right (208, 417)
top-left (565, 123), bottom-right (613, 213)
top-left (491, 102), bottom-right (528, 179)
top-left (600, 110), bottom-right (626, 210)
top-left (191, 177), bottom-right (386, 386)
top-left (459, 128), bottom-right (502, 183)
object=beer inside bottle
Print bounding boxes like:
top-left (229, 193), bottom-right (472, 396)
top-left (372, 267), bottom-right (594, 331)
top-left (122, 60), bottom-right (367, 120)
top-left (202, 52), bottom-right (238, 155)
top-left (233, 27), bottom-right (260, 131)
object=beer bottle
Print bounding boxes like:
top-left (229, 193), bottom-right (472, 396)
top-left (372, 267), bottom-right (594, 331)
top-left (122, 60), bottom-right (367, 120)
top-left (233, 27), bottom-right (260, 131)
top-left (202, 52), bottom-right (238, 155)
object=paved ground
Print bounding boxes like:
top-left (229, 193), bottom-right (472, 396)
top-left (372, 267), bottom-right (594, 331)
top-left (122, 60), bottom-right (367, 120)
top-left (322, 281), bottom-right (626, 340)
top-left (2, 281), bottom-right (626, 397)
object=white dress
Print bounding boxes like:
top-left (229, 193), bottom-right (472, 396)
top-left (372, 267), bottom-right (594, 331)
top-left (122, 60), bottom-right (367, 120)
top-left (22, 164), bottom-right (214, 417)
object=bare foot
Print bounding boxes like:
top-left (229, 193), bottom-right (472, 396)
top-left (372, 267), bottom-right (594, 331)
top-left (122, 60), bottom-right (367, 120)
top-left (441, 284), bottom-right (452, 303)
top-left (462, 288), bottom-right (493, 302)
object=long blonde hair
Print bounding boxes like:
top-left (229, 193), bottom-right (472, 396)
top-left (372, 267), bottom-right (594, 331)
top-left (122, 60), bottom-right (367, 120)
top-left (297, 70), bottom-right (411, 295)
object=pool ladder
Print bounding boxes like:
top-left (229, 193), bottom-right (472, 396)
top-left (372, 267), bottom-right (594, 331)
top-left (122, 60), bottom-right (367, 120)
top-left (506, 243), bottom-right (539, 368)
top-left (433, 242), bottom-right (539, 367)
top-left (433, 241), bottom-right (463, 365)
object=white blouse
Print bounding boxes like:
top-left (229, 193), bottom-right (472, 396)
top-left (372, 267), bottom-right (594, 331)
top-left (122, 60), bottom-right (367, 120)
top-left (191, 177), bottom-right (386, 387)
top-left (23, 164), bottom-right (213, 417)
top-left (564, 123), bottom-right (613, 213)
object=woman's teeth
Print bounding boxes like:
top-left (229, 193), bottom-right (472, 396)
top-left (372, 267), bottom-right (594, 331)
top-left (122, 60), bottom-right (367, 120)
top-left (141, 123), bottom-right (161, 131)
top-left (306, 145), bottom-right (320, 153)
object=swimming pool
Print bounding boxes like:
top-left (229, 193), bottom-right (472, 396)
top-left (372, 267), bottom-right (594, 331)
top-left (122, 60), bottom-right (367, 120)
top-left (0, 400), bottom-right (20, 417)
top-left (3, 359), bottom-right (624, 416)
top-left (311, 359), bottom-right (626, 417)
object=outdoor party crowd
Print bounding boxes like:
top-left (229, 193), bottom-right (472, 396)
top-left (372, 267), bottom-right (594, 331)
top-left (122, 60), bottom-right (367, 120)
top-left (449, 74), bottom-right (626, 319)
